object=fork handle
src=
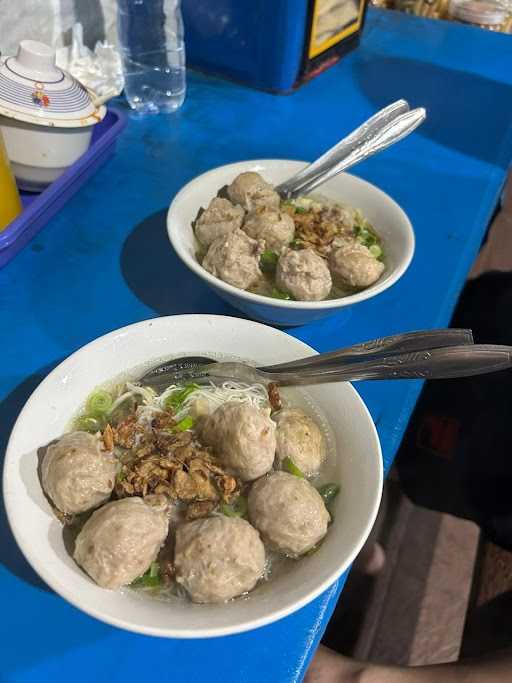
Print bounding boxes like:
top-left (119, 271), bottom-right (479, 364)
top-left (259, 345), bottom-right (512, 385)
top-left (259, 329), bottom-right (474, 373)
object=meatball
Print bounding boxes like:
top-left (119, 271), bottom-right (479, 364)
top-left (227, 172), bottom-right (280, 211)
top-left (274, 408), bottom-right (326, 476)
top-left (201, 402), bottom-right (276, 481)
top-left (74, 497), bottom-right (169, 589)
top-left (248, 471), bottom-right (330, 556)
top-left (174, 516), bottom-right (265, 603)
top-left (41, 431), bottom-right (118, 515)
top-left (276, 248), bottom-right (332, 301)
top-left (329, 239), bottom-right (385, 289)
top-left (242, 208), bottom-right (295, 253)
top-left (195, 197), bottom-right (245, 247)
top-left (202, 228), bottom-right (263, 290)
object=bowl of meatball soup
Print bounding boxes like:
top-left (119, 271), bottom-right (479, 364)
top-left (167, 160), bottom-right (415, 326)
top-left (3, 314), bottom-right (382, 637)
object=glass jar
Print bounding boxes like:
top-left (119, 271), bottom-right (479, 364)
top-left (449, 0), bottom-right (509, 29)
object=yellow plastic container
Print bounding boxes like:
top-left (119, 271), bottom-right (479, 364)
top-left (0, 129), bottom-right (22, 232)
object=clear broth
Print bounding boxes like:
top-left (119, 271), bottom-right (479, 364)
top-left (70, 351), bottom-right (338, 605)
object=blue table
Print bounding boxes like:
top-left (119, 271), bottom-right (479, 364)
top-left (2, 9), bottom-right (512, 683)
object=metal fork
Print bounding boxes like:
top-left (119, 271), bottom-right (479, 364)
top-left (139, 328), bottom-right (502, 390)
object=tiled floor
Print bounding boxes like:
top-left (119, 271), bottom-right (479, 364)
top-left (470, 174), bottom-right (512, 278)
top-left (323, 480), bottom-right (479, 665)
top-left (462, 542), bottom-right (512, 658)
top-left (408, 514), bottom-right (479, 665)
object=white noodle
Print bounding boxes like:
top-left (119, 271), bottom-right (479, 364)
top-left (109, 390), bottom-right (134, 414)
top-left (173, 381), bottom-right (269, 421)
top-left (108, 383), bottom-right (158, 418)
top-left (108, 380), bottom-right (270, 427)
top-left (136, 404), bottom-right (164, 428)
top-left (157, 384), bottom-right (182, 408)
top-left (126, 382), bottom-right (157, 404)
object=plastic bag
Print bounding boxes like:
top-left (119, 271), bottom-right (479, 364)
top-left (56, 23), bottom-right (123, 97)
top-left (0, 0), bottom-right (122, 95)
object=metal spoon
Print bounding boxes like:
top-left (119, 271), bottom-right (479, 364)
top-left (139, 329), bottom-right (476, 390)
top-left (274, 100), bottom-right (410, 199)
top-left (275, 100), bottom-right (426, 200)
top-left (142, 344), bottom-right (511, 388)
top-left (180, 345), bottom-right (512, 386)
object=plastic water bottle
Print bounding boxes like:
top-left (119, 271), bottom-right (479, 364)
top-left (117, 0), bottom-right (186, 114)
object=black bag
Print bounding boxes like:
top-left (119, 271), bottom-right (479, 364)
top-left (396, 271), bottom-right (512, 551)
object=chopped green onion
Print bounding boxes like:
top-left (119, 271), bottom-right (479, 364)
top-left (357, 228), bottom-right (375, 246)
top-left (172, 416), bottom-right (195, 432)
top-left (354, 224), bottom-right (379, 249)
top-left (86, 390), bottom-right (113, 416)
top-left (283, 456), bottom-right (305, 479)
top-left (306, 545), bottom-right (320, 556)
top-left (164, 383), bottom-right (200, 411)
top-left (271, 287), bottom-right (292, 300)
top-left (221, 496), bottom-right (248, 519)
top-left (369, 244), bottom-right (382, 259)
top-left (290, 238), bottom-right (304, 250)
top-left (195, 243), bottom-right (207, 261)
top-left (116, 470), bottom-right (126, 483)
top-left (140, 576), bottom-right (160, 587)
top-left (132, 561), bottom-right (161, 587)
top-left (75, 416), bottom-right (104, 433)
top-left (318, 483), bottom-right (340, 506)
top-left (294, 206), bottom-right (308, 214)
top-left (259, 250), bottom-right (279, 273)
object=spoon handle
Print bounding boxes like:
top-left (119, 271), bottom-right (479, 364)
top-left (275, 99), bottom-right (410, 198)
top-left (139, 343), bottom-right (511, 389)
top-left (258, 345), bottom-right (512, 385)
top-left (291, 107), bottom-right (426, 198)
top-left (259, 329), bottom-right (473, 373)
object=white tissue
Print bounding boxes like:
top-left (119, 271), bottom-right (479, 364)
top-left (56, 23), bottom-right (124, 98)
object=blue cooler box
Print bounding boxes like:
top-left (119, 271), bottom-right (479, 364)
top-left (182, 0), bottom-right (368, 93)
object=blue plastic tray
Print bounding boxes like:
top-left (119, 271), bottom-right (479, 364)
top-left (0, 107), bottom-right (127, 268)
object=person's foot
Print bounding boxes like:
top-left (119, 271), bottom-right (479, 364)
top-left (305, 645), bottom-right (366, 683)
top-left (353, 542), bottom-right (386, 576)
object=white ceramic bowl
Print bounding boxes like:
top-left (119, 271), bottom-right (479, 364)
top-left (0, 117), bottom-right (94, 191)
top-left (167, 160), bottom-right (415, 326)
top-left (3, 314), bottom-right (382, 638)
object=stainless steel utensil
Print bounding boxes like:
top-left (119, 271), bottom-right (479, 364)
top-left (275, 99), bottom-right (426, 200)
top-left (140, 329), bottom-right (487, 390)
top-left (260, 328), bottom-right (474, 372)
